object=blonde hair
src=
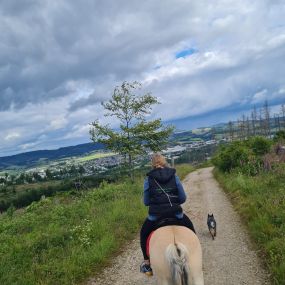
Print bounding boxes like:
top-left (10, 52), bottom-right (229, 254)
top-left (151, 153), bottom-right (168, 168)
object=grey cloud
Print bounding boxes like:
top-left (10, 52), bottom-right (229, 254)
top-left (145, 38), bottom-right (285, 121)
top-left (0, 0), bottom-right (215, 111)
top-left (68, 92), bottom-right (105, 112)
top-left (1, 0), bottom-right (285, 156)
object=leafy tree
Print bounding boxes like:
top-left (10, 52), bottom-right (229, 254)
top-left (33, 172), bottom-right (42, 182)
top-left (45, 169), bottom-right (53, 180)
top-left (25, 173), bottom-right (33, 183)
top-left (70, 165), bottom-right (78, 175)
top-left (78, 165), bottom-right (85, 175)
top-left (274, 130), bottom-right (285, 142)
top-left (16, 173), bottom-right (26, 184)
top-left (9, 175), bottom-right (16, 185)
top-left (90, 81), bottom-right (174, 180)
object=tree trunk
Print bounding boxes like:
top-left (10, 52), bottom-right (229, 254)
top-left (128, 154), bottom-right (134, 182)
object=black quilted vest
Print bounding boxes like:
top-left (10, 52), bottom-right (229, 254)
top-left (147, 167), bottom-right (182, 217)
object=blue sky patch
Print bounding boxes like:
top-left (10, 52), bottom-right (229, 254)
top-left (154, 65), bottom-right (162, 70)
top-left (175, 48), bottom-right (196, 59)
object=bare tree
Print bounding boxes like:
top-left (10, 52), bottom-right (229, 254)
top-left (236, 119), bottom-right (241, 140)
top-left (228, 121), bottom-right (234, 141)
top-left (262, 100), bottom-right (270, 137)
top-left (246, 116), bottom-right (251, 138)
top-left (274, 113), bottom-right (281, 131)
top-left (241, 114), bottom-right (247, 140)
top-left (281, 104), bottom-right (285, 130)
top-left (251, 105), bottom-right (257, 136)
top-left (211, 127), bottom-right (216, 140)
top-left (237, 117), bottom-right (246, 140)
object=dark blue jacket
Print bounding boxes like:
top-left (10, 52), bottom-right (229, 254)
top-left (143, 167), bottom-right (186, 221)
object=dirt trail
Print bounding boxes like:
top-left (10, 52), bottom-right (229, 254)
top-left (87, 167), bottom-right (270, 285)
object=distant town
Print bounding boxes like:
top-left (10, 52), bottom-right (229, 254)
top-left (0, 136), bottom-right (220, 186)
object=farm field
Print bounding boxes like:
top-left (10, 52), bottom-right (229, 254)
top-left (76, 152), bottom-right (115, 162)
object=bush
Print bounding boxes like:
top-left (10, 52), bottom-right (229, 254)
top-left (212, 142), bottom-right (251, 172)
top-left (213, 137), bottom-right (273, 174)
top-left (6, 204), bottom-right (16, 218)
top-left (249, 136), bottom-right (271, 156)
top-left (274, 130), bottom-right (285, 142)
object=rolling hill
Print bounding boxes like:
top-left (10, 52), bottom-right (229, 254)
top-left (0, 142), bottom-right (104, 170)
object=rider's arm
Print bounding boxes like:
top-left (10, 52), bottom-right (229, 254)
top-left (175, 175), bottom-right (186, 204)
top-left (143, 178), bottom-right (150, 206)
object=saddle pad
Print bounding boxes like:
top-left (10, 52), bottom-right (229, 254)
top-left (146, 231), bottom-right (155, 258)
top-left (146, 217), bottom-right (189, 257)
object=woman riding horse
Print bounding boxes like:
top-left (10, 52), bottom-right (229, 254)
top-left (140, 153), bottom-right (196, 276)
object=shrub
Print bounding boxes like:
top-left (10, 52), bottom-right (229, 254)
top-left (212, 142), bottom-right (251, 172)
top-left (249, 136), bottom-right (271, 156)
top-left (6, 204), bottom-right (16, 218)
top-left (237, 155), bottom-right (263, 176)
top-left (273, 130), bottom-right (285, 142)
top-left (213, 137), bottom-right (274, 174)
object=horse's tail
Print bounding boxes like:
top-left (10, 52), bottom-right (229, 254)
top-left (165, 242), bottom-right (190, 285)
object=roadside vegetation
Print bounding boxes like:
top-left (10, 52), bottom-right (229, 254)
top-left (212, 133), bottom-right (285, 285)
top-left (0, 163), bottom-right (193, 285)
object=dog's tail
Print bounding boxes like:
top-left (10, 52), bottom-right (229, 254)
top-left (165, 242), bottom-right (190, 285)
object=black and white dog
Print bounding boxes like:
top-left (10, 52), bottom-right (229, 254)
top-left (207, 214), bottom-right (217, 240)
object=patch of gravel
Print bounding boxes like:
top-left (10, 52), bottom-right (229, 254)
top-left (86, 167), bottom-right (270, 285)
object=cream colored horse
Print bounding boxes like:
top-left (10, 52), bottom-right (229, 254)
top-left (149, 226), bottom-right (204, 285)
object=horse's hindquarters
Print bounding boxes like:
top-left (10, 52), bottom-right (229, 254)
top-left (149, 226), bottom-right (204, 285)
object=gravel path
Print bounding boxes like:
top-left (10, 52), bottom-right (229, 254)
top-left (87, 167), bottom-right (270, 285)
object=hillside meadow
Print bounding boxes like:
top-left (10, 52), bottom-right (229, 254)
top-left (213, 136), bottom-right (285, 285)
top-left (0, 164), bottom-right (193, 285)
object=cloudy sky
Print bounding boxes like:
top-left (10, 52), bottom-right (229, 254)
top-left (0, 0), bottom-right (285, 156)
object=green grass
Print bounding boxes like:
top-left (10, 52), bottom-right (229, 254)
top-left (214, 165), bottom-right (285, 285)
top-left (0, 179), bottom-right (146, 285)
top-left (0, 164), bottom-right (194, 285)
top-left (175, 163), bottom-right (195, 178)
